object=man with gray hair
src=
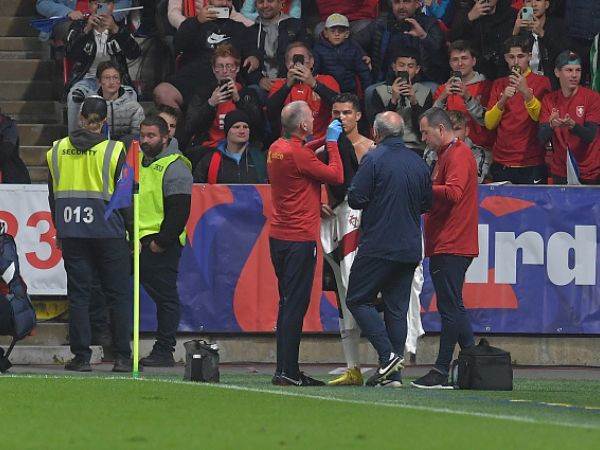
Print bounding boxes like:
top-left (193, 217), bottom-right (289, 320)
top-left (345, 111), bottom-right (432, 387)
top-left (267, 100), bottom-right (344, 386)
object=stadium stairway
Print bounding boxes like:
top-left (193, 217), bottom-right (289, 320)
top-left (0, 0), bottom-right (65, 184)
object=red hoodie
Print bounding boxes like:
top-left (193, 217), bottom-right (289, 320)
top-left (424, 139), bottom-right (479, 257)
top-left (268, 136), bottom-right (343, 242)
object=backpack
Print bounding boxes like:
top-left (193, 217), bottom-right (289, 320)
top-left (450, 338), bottom-right (513, 390)
top-left (183, 340), bottom-right (220, 382)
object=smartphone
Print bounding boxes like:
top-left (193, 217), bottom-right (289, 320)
top-left (521, 6), bottom-right (534, 21)
top-left (97, 3), bottom-right (110, 15)
top-left (451, 70), bottom-right (462, 82)
top-left (396, 70), bottom-right (409, 84)
top-left (209, 6), bottom-right (230, 19)
top-left (398, 20), bottom-right (412, 33)
top-left (218, 79), bottom-right (230, 88)
top-left (292, 54), bottom-right (304, 66)
top-left (512, 65), bottom-right (522, 75)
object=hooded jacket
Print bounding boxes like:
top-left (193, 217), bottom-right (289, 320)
top-left (193, 140), bottom-right (267, 184)
top-left (313, 34), bottom-right (372, 94)
top-left (98, 86), bottom-right (145, 143)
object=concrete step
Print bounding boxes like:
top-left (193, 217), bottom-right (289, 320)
top-left (7, 345), bottom-right (103, 365)
top-left (29, 166), bottom-right (48, 183)
top-left (0, 37), bottom-right (44, 52)
top-left (0, 81), bottom-right (56, 100)
top-left (0, 101), bottom-right (61, 123)
top-left (17, 123), bottom-right (65, 146)
top-left (0, 0), bottom-right (37, 17)
top-left (0, 17), bottom-right (39, 37)
top-left (21, 146), bottom-right (49, 166)
top-left (0, 50), bottom-right (46, 59)
top-left (0, 322), bottom-right (68, 346)
top-left (0, 59), bottom-right (54, 81)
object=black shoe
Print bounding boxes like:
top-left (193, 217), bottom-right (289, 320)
top-left (271, 373), bottom-right (283, 385)
top-left (365, 353), bottom-right (404, 386)
top-left (65, 358), bottom-right (92, 372)
top-left (112, 358), bottom-right (143, 373)
top-left (411, 369), bottom-right (454, 389)
top-left (276, 372), bottom-right (326, 387)
top-left (139, 352), bottom-right (175, 367)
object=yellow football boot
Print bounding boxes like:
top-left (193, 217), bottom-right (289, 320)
top-left (328, 367), bottom-right (364, 386)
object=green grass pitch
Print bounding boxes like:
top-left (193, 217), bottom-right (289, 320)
top-left (1, 373), bottom-right (599, 449)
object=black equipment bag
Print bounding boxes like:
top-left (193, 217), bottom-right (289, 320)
top-left (183, 340), bottom-right (220, 383)
top-left (450, 338), bottom-right (513, 390)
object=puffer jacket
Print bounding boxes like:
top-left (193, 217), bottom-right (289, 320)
top-left (97, 86), bottom-right (145, 142)
top-left (313, 35), bottom-right (372, 94)
top-left (65, 19), bottom-right (140, 93)
top-left (566, 0), bottom-right (600, 40)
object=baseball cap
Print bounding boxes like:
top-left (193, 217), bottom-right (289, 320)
top-left (555, 50), bottom-right (582, 69)
top-left (224, 109), bottom-right (250, 136)
top-left (80, 95), bottom-right (107, 120)
top-left (325, 13), bottom-right (350, 29)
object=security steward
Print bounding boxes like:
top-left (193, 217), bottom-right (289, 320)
top-left (47, 96), bottom-right (133, 372)
top-left (138, 116), bottom-right (193, 367)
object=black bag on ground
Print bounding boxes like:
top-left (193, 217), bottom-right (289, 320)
top-left (183, 340), bottom-right (220, 383)
top-left (450, 338), bottom-right (513, 390)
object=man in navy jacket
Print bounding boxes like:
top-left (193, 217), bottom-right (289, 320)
top-left (346, 111), bottom-right (432, 387)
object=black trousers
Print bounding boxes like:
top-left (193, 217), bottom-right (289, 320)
top-left (61, 238), bottom-right (132, 362)
top-left (140, 243), bottom-right (182, 355)
top-left (269, 238), bottom-right (317, 378)
top-left (490, 163), bottom-right (547, 185)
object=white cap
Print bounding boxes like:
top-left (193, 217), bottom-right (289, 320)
top-left (325, 13), bottom-right (350, 29)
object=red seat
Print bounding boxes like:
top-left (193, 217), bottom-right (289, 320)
top-left (63, 57), bottom-right (74, 86)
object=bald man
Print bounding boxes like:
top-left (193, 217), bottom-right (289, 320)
top-left (345, 111), bottom-right (432, 387)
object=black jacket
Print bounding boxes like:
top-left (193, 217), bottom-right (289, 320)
top-left (566, 0), bottom-right (600, 41)
top-left (179, 80), bottom-right (262, 151)
top-left (65, 20), bottom-right (141, 93)
top-left (450, 0), bottom-right (517, 80)
top-left (193, 143), bottom-right (267, 184)
top-left (0, 114), bottom-right (30, 184)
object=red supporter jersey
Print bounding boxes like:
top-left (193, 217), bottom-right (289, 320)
top-left (201, 82), bottom-right (242, 148)
top-left (433, 80), bottom-right (495, 149)
top-left (424, 139), bottom-right (479, 257)
top-left (316, 0), bottom-right (379, 21)
top-left (267, 136), bottom-right (343, 242)
top-left (487, 72), bottom-right (551, 166)
top-left (540, 87), bottom-right (600, 180)
top-left (269, 76), bottom-right (340, 139)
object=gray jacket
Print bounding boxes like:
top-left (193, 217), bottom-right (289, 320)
top-left (98, 86), bottom-right (145, 144)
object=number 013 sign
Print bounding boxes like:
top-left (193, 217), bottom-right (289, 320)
top-left (0, 185), bottom-right (66, 295)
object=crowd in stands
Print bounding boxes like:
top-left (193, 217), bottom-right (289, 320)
top-left (11, 0), bottom-right (598, 186)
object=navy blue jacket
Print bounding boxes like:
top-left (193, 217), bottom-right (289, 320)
top-left (313, 36), bottom-right (372, 94)
top-left (348, 136), bottom-right (432, 262)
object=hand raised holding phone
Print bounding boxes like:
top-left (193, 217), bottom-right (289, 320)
top-left (468, 0), bottom-right (492, 22)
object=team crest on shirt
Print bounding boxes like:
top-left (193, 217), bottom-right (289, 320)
top-left (576, 105), bottom-right (585, 118)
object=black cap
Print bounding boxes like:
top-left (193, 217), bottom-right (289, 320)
top-left (80, 95), bottom-right (107, 120)
top-left (223, 109), bottom-right (250, 136)
top-left (555, 50), bottom-right (582, 70)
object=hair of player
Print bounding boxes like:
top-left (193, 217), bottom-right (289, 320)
top-left (333, 93), bottom-right (361, 112)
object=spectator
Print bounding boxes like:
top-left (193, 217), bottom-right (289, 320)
top-left (367, 0), bottom-right (448, 86)
top-left (267, 42), bottom-right (340, 140)
top-left (35, 0), bottom-right (131, 42)
top-left (249, 0), bottom-right (311, 100)
top-left (312, 14), bottom-right (372, 95)
top-left (372, 49), bottom-right (433, 154)
top-left (95, 61), bottom-right (144, 146)
top-left (539, 51), bottom-right (600, 184)
top-left (153, 0), bottom-right (261, 110)
top-left (433, 40), bottom-right (495, 152)
top-left (449, 110), bottom-right (492, 183)
top-left (314, 0), bottom-right (379, 49)
top-left (422, 0), bottom-right (453, 24)
top-left (450, 0), bottom-right (517, 80)
top-left (565, 0), bottom-right (600, 85)
top-left (241, 0), bottom-right (301, 21)
top-left (194, 110), bottom-right (267, 183)
top-left (0, 113), bottom-right (30, 184)
top-left (167, 0), bottom-right (187, 30)
top-left (180, 43), bottom-right (261, 168)
top-left (484, 36), bottom-right (551, 184)
top-left (156, 104), bottom-right (182, 153)
top-left (65, 1), bottom-right (140, 133)
top-left (513, 0), bottom-right (570, 88)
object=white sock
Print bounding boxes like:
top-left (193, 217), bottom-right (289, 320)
top-left (340, 323), bottom-right (361, 369)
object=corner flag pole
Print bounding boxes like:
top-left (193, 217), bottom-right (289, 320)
top-left (132, 141), bottom-right (141, 378)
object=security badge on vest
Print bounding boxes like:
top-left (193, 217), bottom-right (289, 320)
top-left (47, 137), bottom-right (126, 239)
top-left (139, 153), bottom-right (191, 247)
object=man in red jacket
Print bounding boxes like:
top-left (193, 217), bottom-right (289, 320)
top-left (484, 35), bottom-right (551, 184)
top-left (413, 107), bottom-right (479, 389)
top-left (268, 100), bottom-right (344, 386)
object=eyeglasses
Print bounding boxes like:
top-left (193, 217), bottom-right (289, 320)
top-left (214, 64), bottom-right (238, 72)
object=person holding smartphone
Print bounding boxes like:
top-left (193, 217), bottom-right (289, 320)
top-left (513, 0), bottom-right (570, 87)
top-left (372, 49), bottom-right (433, 155)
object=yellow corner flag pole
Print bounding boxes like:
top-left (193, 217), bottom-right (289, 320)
top-left (132, 141), bottom-right (141, 378)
